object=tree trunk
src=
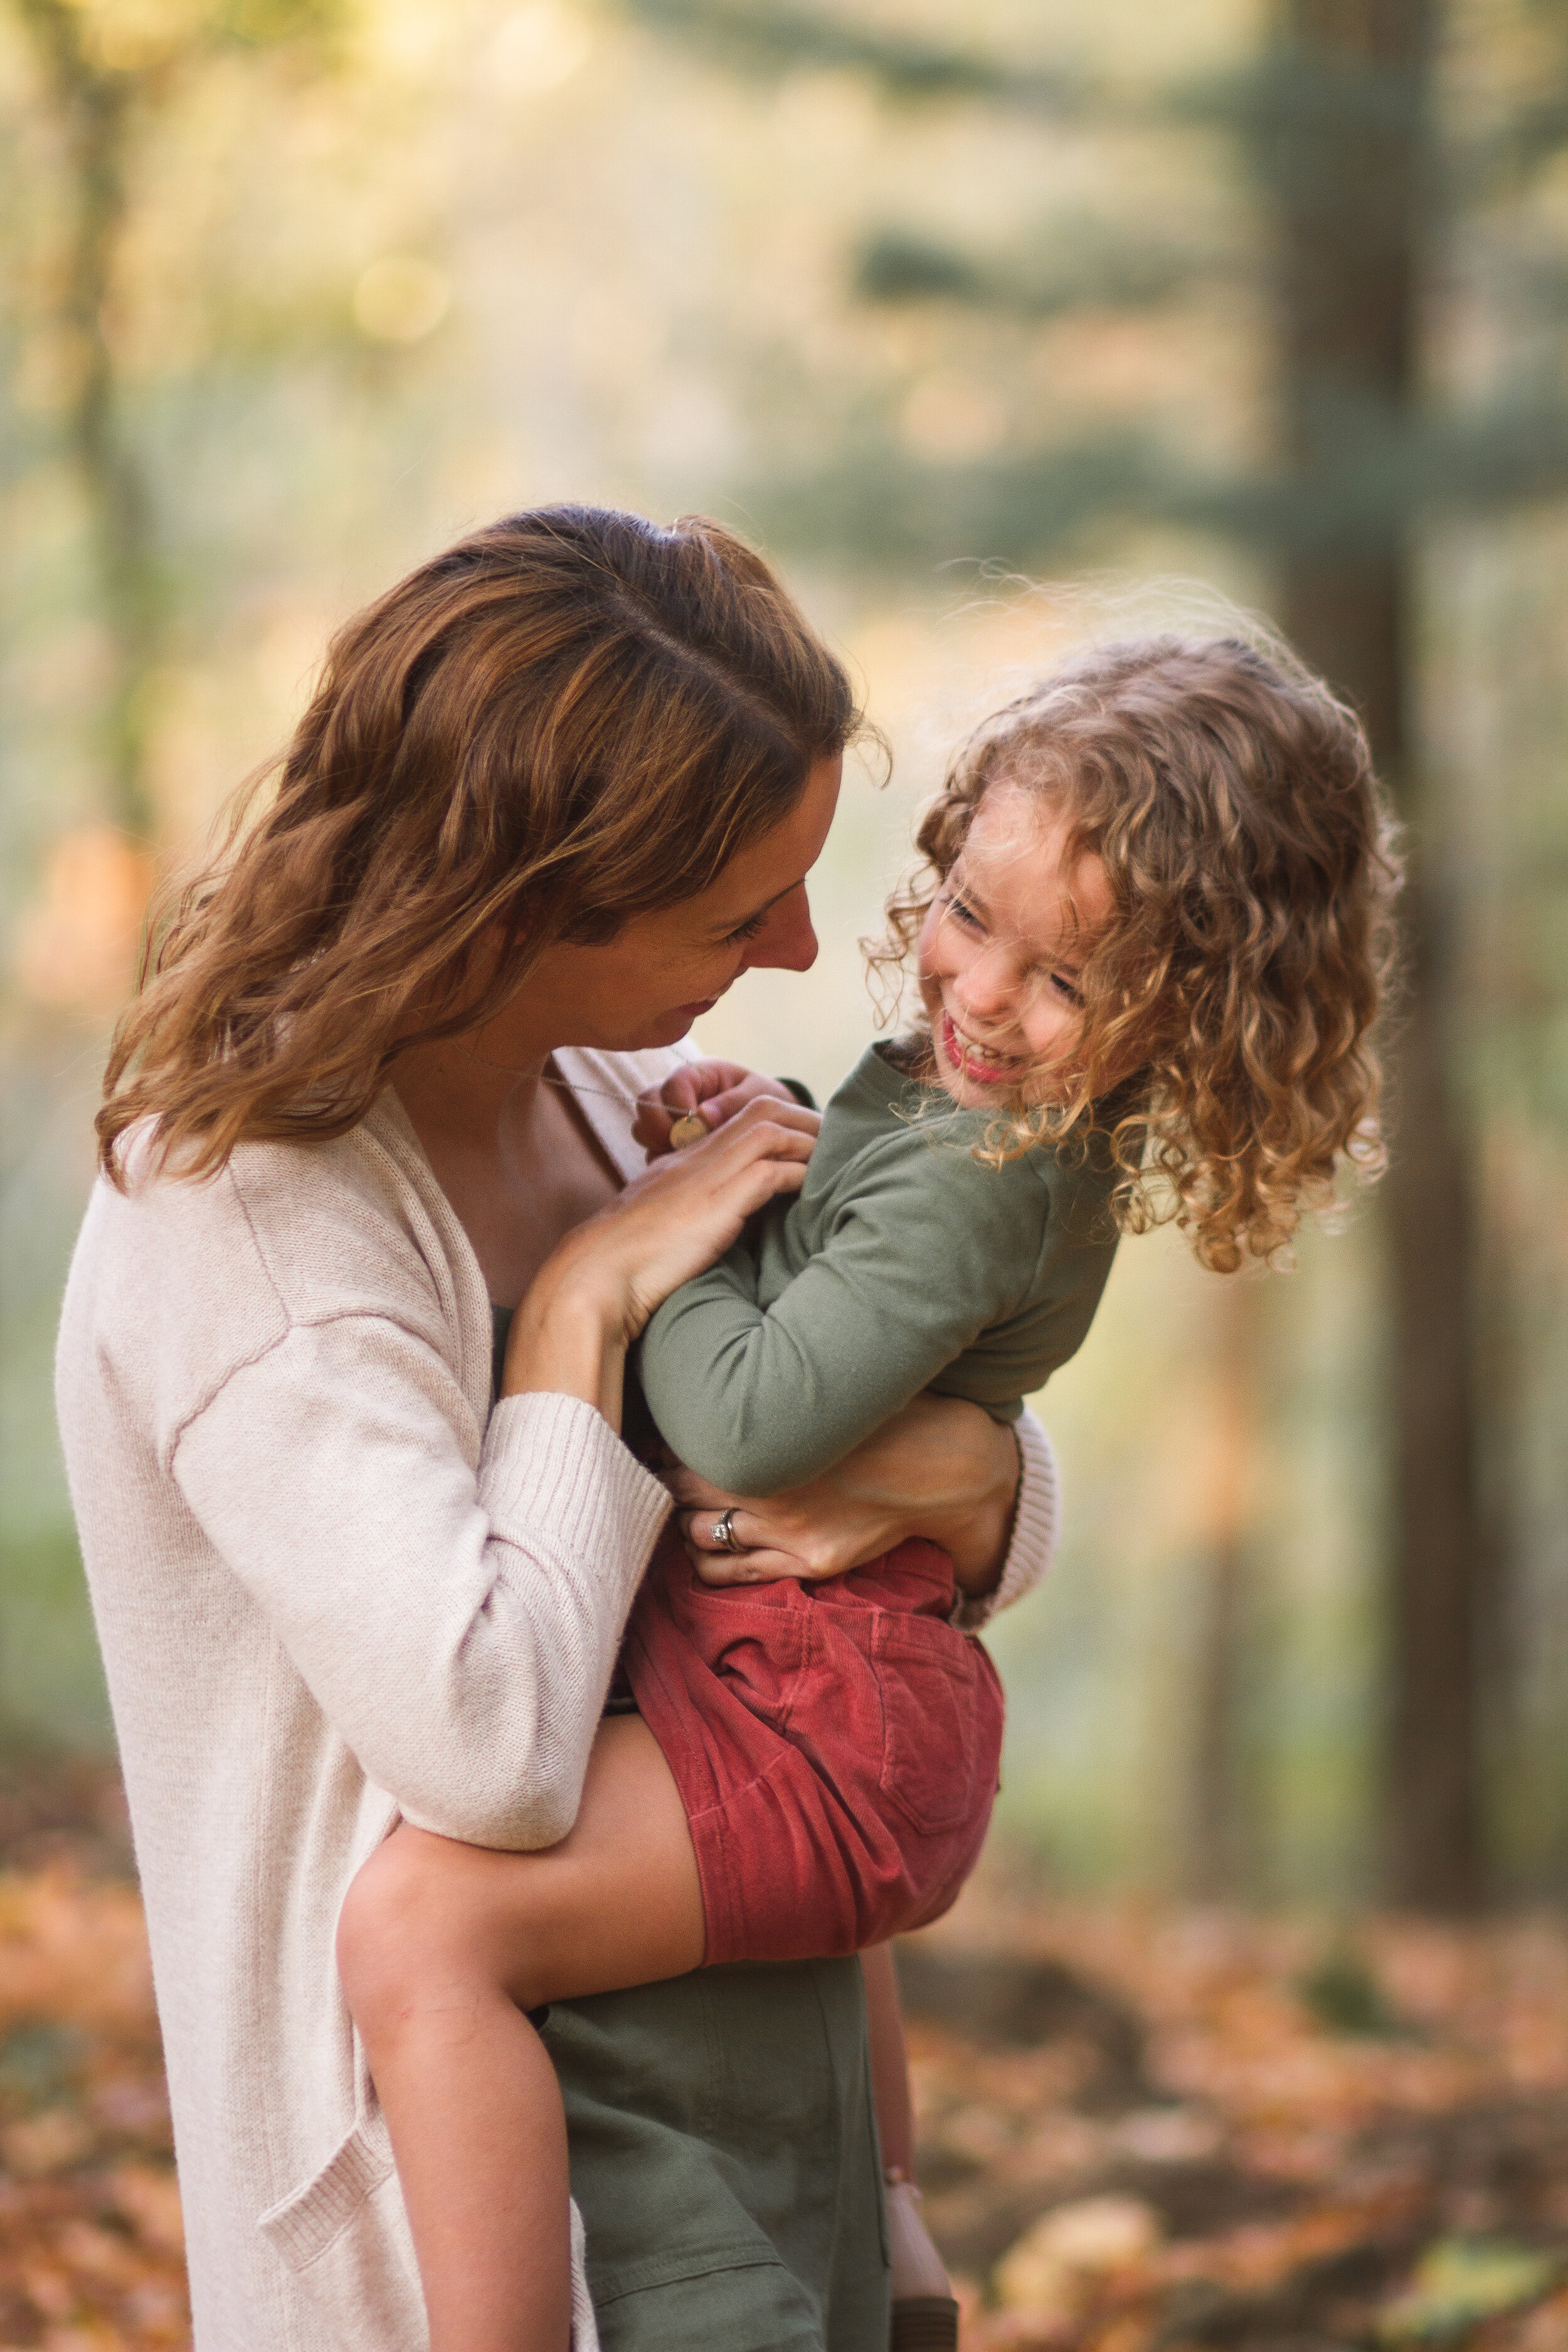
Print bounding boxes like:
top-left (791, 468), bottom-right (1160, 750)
top-left (21, 0), bottom-right (160, 835)
top-left (1188, 1279), bottom-right (1261, 1900)
top-left (1272, 0), bottom-right (1486, 1907)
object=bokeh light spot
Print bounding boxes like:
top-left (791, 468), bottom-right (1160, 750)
top-left (13, 827), bottom-right (153, 1017)
top-left (351, 256), bottom-right (451, 344)
top-left (899, 373), bottom-right (1010, 464)
top-left (487, 1), bottom-right (592, 97)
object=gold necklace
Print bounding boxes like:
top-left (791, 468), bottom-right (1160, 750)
top-left (457, 1041), bottom-right (628, 1102)
top-left (458, 1041), bottom-right (711, 1150)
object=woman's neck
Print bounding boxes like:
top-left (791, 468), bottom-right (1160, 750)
top-left (390, 1034), bottom-right (622, 1309)
top-left (391, 977), bottom-right (571, 1149)
top-left (392, 1036), bottom-right (546, 1150)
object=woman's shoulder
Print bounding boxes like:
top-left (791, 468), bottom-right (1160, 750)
top-left (66, 1103), bottom-right (468, 1389)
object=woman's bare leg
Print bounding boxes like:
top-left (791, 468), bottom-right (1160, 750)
top-left (337, 1715), bottom-right (704, 2352)
top-left (862, 1941), bottom-right (915, 2178)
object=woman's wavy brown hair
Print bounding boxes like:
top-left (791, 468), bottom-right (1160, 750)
top-left (871, 634), bottom-right (1401, 1270)
top-left (100, 505), bottom-right (863, 1184)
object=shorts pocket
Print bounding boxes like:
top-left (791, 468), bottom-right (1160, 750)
top-left (872, 1613), bottom-right (985, 1838)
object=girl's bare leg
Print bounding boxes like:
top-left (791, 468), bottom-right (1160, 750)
top-left (861, 1942), bottom-right (954, 2307)
top-left (337, 1715), bottom-right (704, 2352)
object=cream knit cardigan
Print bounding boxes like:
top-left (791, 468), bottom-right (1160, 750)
top-left (55, 1044), bottom-right (1060, 2352)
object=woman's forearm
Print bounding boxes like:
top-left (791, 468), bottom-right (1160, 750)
top-left (667, 1392), bottom-right (1025, 1590)
top-left (502, 1253), bottom-right (628, 1429)
top-left (919, 1412), bottom-right (1020, 1598)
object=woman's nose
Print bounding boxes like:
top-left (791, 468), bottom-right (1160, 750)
top-left (748, 884), bottom-right (818, 975)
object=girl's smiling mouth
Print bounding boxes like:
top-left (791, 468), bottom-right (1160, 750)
top-left (938, 1009), bottom-right (1024, 1087)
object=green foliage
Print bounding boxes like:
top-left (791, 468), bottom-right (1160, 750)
top-left (1296, 1941), bottom-right (1404, 2037)
top-left (0, 2019), bottom-right (88, 2113)
top-left (1379, 2240), bottom-right (1564, 2340)
top-left (0, 1533), bottom-right (112, 1756)
top-left (621, 0), bottom-right (1568, 564)
top-left (215, 0), bottom-right (342, 47)
top-left (620, 0), bottom-right (1078, 107)
top-left (854, 225), bottom-right (1200, 317)
top-left (12, 0), bottom-right (346, 78)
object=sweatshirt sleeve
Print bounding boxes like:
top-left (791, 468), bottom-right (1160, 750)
top-left (170, 1314), bottom-right (670, 1850)
top-left (636, 1166), bottom-right (1022, 1495)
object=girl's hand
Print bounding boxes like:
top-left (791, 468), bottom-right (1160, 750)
top-left (503, 1098), bottom-right (817, 1416)
top-left (665, 1394), bottom-right (1021, 1596)
top-left (633, 1061), bottom-right (812, 1158)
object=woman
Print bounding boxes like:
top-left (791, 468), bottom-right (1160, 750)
top-left (55, 507), bottom-right (1059, 2352)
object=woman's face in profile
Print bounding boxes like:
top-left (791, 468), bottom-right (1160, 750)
top-left (485, 752), bottom-right (843, 1059)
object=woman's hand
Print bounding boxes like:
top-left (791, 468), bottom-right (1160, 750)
top-left (502, 1098), bottom-right (817, 1420)
top-left (633, 1060), bottom-right (810, 1159)
top-left (666, 1393), bottom-right (1022, 1597)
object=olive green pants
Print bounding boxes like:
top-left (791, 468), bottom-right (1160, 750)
top-left (546, 1957), bottom-right (891, 2351)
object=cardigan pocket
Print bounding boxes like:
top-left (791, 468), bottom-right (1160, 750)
top-left (258, 2113), bottom-right (603, 2352)
top-left (257, 2109), bottom-right (428, 2352)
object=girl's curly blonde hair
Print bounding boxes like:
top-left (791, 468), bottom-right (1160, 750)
top-left (869, 633), bottom-right (1402, 1271)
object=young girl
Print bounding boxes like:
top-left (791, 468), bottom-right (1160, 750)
top-left (337, 630), bottom-right (1397, 2351)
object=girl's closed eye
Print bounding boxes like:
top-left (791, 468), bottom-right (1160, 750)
top-left (941, 887), bottom-right (984, 932)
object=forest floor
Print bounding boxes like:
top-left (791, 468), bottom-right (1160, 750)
top-left (0, 1766), bottom-right (1565, 2352)
top-left (907, 1874), bottom-right (1568, 2352)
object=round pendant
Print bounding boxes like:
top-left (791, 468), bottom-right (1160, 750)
top-left (669, 1112), bottom-right (707, 1150)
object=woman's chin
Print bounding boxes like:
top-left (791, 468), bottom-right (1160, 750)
top-left (581, 1002), bottom-right (717, 1053)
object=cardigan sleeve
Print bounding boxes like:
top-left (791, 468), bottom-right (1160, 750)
top-left (952, 1406), bottom-right (1060, 1632)
top-left (171, 1314), bottom-right (670, 1850)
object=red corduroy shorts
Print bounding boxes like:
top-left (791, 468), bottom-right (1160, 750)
top-left (622, 1532), bottom-right (1005, 1964)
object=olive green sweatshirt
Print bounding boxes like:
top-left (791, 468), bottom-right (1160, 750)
top-left (636, 1042), bottom-right (1120, 1496)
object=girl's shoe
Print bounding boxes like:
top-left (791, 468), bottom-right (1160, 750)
top-left (890, 2292), bottom-right (960, 2349)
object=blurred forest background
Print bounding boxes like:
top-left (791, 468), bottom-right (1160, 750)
top-left (3, 0), bottom-right (1567, 1916)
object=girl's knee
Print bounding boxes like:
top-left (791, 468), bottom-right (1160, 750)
top-left (337, 1826), bottom-right (485, 2037)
